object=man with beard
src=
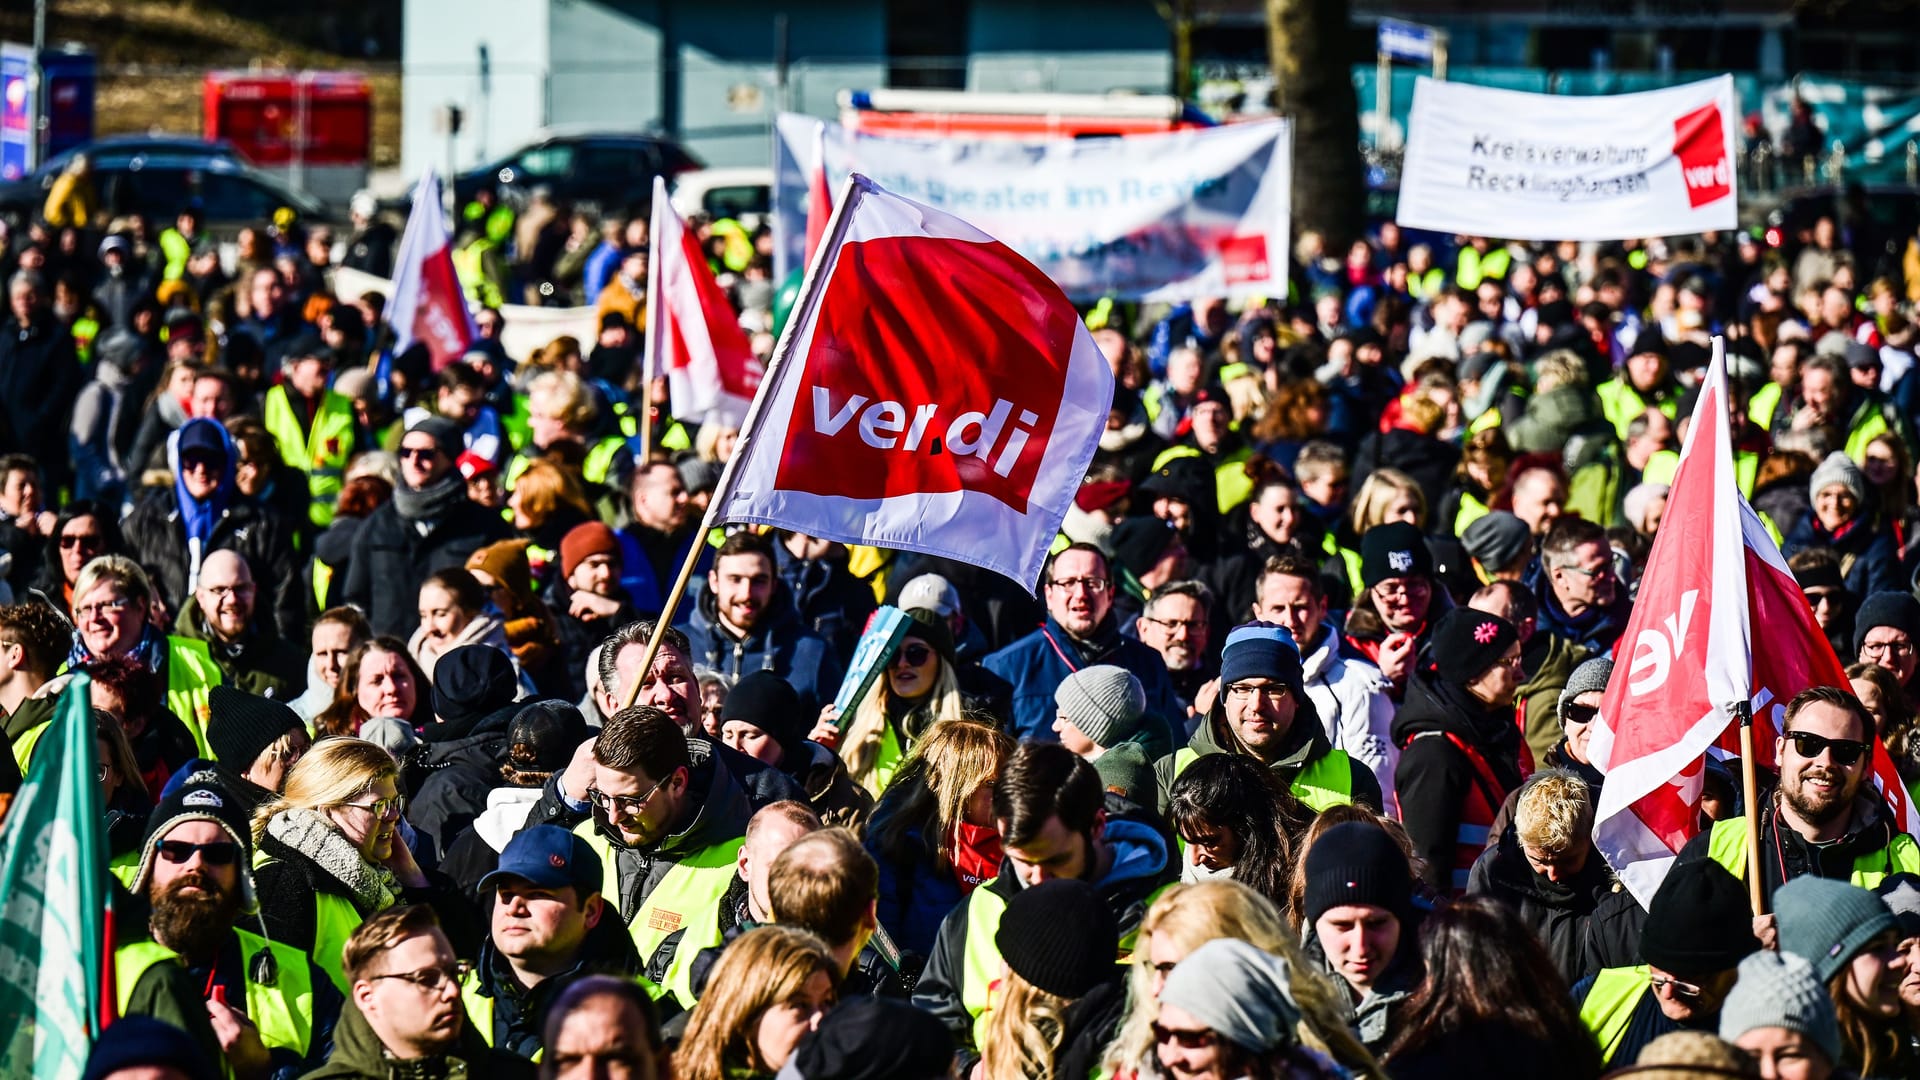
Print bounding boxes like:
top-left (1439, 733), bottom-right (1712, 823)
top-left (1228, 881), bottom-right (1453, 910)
top-left (115, 771), bottom-right (342, 1076)
top-left (1679, 685), bottom-right (1920, 946)
top-left (308, 905), bottom-right (533, 1080)
top-left (1133, 580), bottom-right (1216, 716)
top-left (684, 531), bottom-right (843, 718)
top-left (617, 462), bottom-right (698, 614)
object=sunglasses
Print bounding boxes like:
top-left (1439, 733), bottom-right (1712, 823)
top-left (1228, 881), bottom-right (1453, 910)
top-left (895, 644), bottom-right (933, 668)
top-left (1151, 1023), bottom-right (1218, 1050)
top-left (1785, 730), bottom-right (1872, 767)
top-left (156, 840), bottom-right (240, 866)
top-left (399, 446), bottom-right (442, 462)
top-left (59, 533), bottom-right (101, 550)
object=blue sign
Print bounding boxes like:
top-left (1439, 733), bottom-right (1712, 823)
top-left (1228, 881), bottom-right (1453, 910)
top-left (0, 45), bottom-right (32, 182)
top-left (1377, 19), bottom-right (1439, 65)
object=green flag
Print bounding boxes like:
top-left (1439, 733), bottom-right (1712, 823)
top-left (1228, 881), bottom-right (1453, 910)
top-left (0, 674), bottom-right (108, 1074)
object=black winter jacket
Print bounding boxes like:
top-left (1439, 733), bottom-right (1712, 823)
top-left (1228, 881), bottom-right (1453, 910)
top-left (121, 487), bottom-right (303, 640)
top-left (340, 496), bottom-right (514, 637)
top-left (407, 703), bottom-right (518, 863)
top-left (1391, 666), bottom-right (1527, 892)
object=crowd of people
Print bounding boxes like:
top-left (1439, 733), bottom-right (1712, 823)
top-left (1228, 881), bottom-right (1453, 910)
top-left (16, 168), bottom-right (1920, 1080)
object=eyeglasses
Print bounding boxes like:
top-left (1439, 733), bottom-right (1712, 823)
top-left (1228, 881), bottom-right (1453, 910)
top-left (587, 775), bottom-right (672, 818)
top-left (58, 533), bottom-right (101, 550)
top-left (1225, 682), bottom-right (1290, 702)
top-left (341, 794), bottom-right (406, 821)
top-left (1151, 1023), bottom-right (1219, 1049)
top-left (1144, 617), bottom-right (1206, 634)
top-left (203, 584), bottom-right (255, 600)
top-left (369, 960), bottom-right (473, 993)
top-left (1046, 577), bottom-right (1110, 594)
top-left (1648, 974), bottom-right (1704, 1000)
top-left (1557, 562), bottom-right (1616, 581)
top-left (1862, 640), bottom-right (1915, 659)
top-left (178, 455), bottom-right (222, 475)
top-left (75, 597), bottom-right (134, 621)
top-left (1785, 730), bottom-right (1872, 767)
top-left (894, 643), bottom-right (933, 668)
top-left (156, 840), bottom-right (241, 866)
top-left (399, 446), bottom-right (442, 462)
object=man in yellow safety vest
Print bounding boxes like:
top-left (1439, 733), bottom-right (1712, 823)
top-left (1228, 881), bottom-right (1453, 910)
top-left (262, 339), bottom-right (357, 528)
top-left (115, 770), bottom-right (341, 1076)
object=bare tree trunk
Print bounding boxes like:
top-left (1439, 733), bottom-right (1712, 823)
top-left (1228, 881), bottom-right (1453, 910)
top-left (1268, 0), bottom-right (1364, 251)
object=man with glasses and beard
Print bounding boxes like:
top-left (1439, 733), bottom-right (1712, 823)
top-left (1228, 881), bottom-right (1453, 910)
top-left (115, 771), bottom-right (342, 1076)
top-left (1681, 685), bottom-right (1920, 946)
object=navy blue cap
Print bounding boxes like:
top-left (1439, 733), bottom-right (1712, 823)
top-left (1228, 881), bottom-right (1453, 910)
top-left (478, 824), bottom-right (604, 896)
top-left (176, 418), bottom-right (229, 461)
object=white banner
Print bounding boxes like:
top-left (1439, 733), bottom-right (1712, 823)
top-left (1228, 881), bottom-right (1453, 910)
top-left (333, 266), bottom-right (599, 366)
top-left (771, 115), bottom-right (1292, 303)
top-left (1396, 75), bottom-right (1738, 242)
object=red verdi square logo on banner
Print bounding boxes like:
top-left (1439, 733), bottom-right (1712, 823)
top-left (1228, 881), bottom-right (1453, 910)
top-left (774, 234), bottom-right (1075, 515)
top-left (1673, 101), bottom-right (1732, 208)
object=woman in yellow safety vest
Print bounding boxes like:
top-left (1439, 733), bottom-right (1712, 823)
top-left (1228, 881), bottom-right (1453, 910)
top-left (252, 737), bottom-right (467, 995)
top-left (64, 556), bottom-right (223, 757)
top-left (811, 609), bottom-right (970, 800)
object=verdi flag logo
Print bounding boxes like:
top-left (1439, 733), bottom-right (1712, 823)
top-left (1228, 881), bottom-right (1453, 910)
top-left (1673, 101), bottom-right (1732, 208)
top-left (0, 675), bottom-right (110, 1074)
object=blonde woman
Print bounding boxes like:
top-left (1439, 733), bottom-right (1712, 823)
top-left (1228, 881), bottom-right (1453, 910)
top-left (252, 737), bottom-right (459, 994)
top-left (982, 878), bottom-right (1129, 1080)
top-left (811, 608), bottom-right (969, 799)
top-left (863, 718), bottom-right (1013, 956)
top-left (674, 926), bottom-right (837, 1080)
top-left (1102, 881), bottom-right (1383, 1080)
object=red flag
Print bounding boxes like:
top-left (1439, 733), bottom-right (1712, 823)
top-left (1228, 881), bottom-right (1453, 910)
top-left (804, 121), bottom-right (832, 268)
top-left (645, 175), bottom-right (763, 427)
top-left (386, 168), bottom-right (476, 373)
top-left (1594, 341), bottom-right (1920, 903)
top-left (710, 173), bottom-right (1111, 589)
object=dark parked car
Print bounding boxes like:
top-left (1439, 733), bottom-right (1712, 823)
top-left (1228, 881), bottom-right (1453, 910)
top-left (0, 148), bottom-right (329, 232)
top-left (453, 131), bottom-right (702, 216)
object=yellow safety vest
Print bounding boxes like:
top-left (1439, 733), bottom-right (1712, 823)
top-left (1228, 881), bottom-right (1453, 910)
top-left (1845, 410), bottom-right (1893, 465)
top-left (857, 718), bottom-right (907, 802)
top-left (1150, 445), bottom-right (1255, 514)
top-left (1704, 815), bottom-right (1920, 892)
top-left (1579, 965), bottom-right (1650, 1064)
top-left (573, 823), bottom-right (744, 1008)
top-left (1642, 449), bottom-right (1758, 496)
top-left (165, 636), bottom-right (223, 758)
top-left (458, 969), bottom-right (548, 1063)
top-left (250, 846), bottom-right (366, 996)
top-left (1749, 382), bottom-right (1784, 430)
top-left (501, 394), bottom-right (532, 452)
top-left (1594, 378), bottom-right (1679, 441)
top-left (1453, 491), bottom-right (1491, 537)
top-left (1170, 744), bottom-right (1355, 812)
top-left (115, 927), bottom-right (315, 1058)
top-left (262, 385), bottom-right (356, 528)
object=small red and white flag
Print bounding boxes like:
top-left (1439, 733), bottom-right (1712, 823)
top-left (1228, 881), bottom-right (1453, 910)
top-left (387, 168), bottom-right (476, 373)
top-left (645, 175), bottom-right (763, 427)
top-left (709, 174), bottom-right (1111, 589)
top-left (1592, 339), bottom-right (1920, 904)
top-left (803, 120), bottom-right (833, 269)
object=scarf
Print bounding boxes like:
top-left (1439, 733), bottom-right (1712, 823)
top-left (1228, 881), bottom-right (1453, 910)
top-left (169, 419), bottom-right (234, 593)
top-left (948, 821), bottom-right (1003, 893)
top-left (69, 621), bottom-right (169, 673)
top-left (392, 471), bottom-right (465, 523)
top-left (266, 806), bottom-right (398, 913)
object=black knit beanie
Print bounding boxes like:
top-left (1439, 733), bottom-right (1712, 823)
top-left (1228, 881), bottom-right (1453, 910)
top-left (428, 644), bottom-right (519, 741)
top-left (205, 686), bottom-right (301, 770)
top-left (902, 607), bottom-right (957, 669)
top-left (720, 670), bottom-right (808, 769)
top-left (1303, 821), bottom-right (1414, 925)
top-left (1638, 858), bottom-right (1760, 975)
top-left (1431, 608), bottom-right (1519, 685)
top-left (994, 878), bottom-right (1118, 999)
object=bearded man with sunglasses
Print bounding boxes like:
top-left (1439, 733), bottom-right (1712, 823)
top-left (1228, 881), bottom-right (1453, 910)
top-left (1679, 684), bottom-right (1920, 943)
top-left (116, 770), bottom-right (343, 1078)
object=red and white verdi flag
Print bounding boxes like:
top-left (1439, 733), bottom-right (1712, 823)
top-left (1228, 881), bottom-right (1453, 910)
top-left (803, 120), bottom-right (832, 268)
top-left (387, 168), bottom-right (476, 372)
top-left (646, 175), bottom-right (763, 427)
top-left (712, 174), bottom-right (1111, 589)
top-left (1592, 340), bottom-right (1920, 904)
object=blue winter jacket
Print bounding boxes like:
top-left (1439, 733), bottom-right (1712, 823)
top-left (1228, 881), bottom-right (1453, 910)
top-left (982, 613), bottom-right (1185, 758)
top-left (682, 578), bottom-right (847, 718)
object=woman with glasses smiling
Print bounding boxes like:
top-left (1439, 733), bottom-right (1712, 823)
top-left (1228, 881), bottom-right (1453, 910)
top-left (63, 554), bottom-right (225, 757)
top-left (252, 737), bottom-right (472, 995)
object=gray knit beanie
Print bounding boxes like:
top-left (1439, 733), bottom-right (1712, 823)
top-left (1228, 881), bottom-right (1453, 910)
top-left (1159, 938), bottom-right (1302, 1054)
top-left (1775, 875), bottom-right (1899, 984)
top-left (1053, 664), bottom-right (1146, 749)
top-left (1558, 657), bottom-right (1613, 724)
top-left (1809, 450), bottom-right (1870, 507)
top-left (1718, 950), bottom-right (1842, 1067)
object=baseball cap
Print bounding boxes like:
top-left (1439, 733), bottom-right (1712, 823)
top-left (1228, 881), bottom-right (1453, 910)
top-left (897, 574), bottom-right (959, 618)
top-left (477, 824), bottom-right (604, 896)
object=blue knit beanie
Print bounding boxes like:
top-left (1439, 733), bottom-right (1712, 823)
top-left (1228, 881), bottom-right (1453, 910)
top-left (1218, 622), bottom-right (1304, 690)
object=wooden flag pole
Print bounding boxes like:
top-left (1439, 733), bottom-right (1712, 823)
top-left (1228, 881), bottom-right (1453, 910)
top-left (640, 177), bottom-right (667, 466)
top-left (617, 172), bottom-right (865, 713)
top-left (1736, 700), bottom-right (1764, 916)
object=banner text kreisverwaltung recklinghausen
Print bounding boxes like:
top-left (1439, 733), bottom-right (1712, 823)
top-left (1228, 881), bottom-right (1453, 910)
top-left (1463, 133), bottom-right (1652, 201)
